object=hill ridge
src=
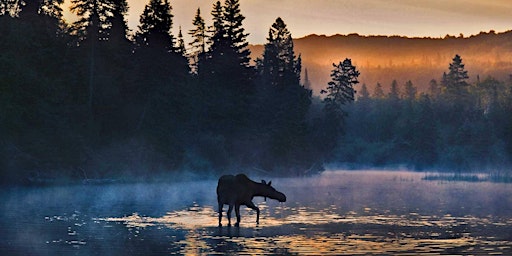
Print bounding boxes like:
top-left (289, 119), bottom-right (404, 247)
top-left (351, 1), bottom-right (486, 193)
top-left (250, 30), bottom-right (512, 94)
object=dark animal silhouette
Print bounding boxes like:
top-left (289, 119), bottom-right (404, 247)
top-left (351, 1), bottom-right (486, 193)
top-left (217, 174), bottom-right (286, 227)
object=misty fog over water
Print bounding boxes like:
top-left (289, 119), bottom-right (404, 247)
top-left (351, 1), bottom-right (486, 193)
top-left (1, 170), bottom-right (511, 255)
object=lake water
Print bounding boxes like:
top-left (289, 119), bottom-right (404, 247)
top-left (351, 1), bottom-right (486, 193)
top-left (1, 170), bottom-right (511, 255)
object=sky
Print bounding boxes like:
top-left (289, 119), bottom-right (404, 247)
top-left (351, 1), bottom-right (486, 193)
top-left (63, 0), bottom-right (512, 44)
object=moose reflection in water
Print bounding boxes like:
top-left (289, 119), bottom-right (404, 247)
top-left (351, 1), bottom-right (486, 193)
top-left (217, 174), bottom-right (287, 227)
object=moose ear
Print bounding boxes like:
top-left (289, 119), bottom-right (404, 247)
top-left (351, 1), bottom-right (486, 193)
top-left (261, 179), bottom-right (266, 185)
top-left (268, 181), bottom-right (272, 186)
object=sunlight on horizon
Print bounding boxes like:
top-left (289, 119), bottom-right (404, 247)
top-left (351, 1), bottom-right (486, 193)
top-left (61, 0), bottom-right (512, 44)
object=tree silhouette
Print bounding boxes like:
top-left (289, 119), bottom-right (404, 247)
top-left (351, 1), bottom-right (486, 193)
top-left (188, 8), bottom-right (207, 72)
top-left (442, 54), bottom-right (469, 96)
top-left (259, 17), bottom-right (300, 88)
top-left (176, 26), bottom-right (186, 55)
top-left (136, 0), bottom-right (175, 51)
top-left (106, 0), bottom-right (129, 45)
top-left (373, 82), bottom-right (384, 99)
top-left (322, 58), bottom-right (359, 119)
top-left (198, 0), bottom-right (253, 137)
top-left (70, 0), bottom-right (114, 42)
top-left (223, 0), bottom-right (250, 66)
top-left (254, 17), bottom-right (312, 171)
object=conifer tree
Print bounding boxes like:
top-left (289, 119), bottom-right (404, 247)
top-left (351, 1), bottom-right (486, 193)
top-left (428, 79), bottom-right (440, 99)
top-left (322, 58), bottom-right (360, 119)
top-left (388, 79), bottom-right (400, 101)
top-left (373, 82), bottom-right (384, 99)
top-left (199, 0), bottom-right (253, 135)
top-left (136, 0), bottom-right (175, 51)
top-left (176, 26), bottom-right (186, 55)
top-left (188, 8), bottom-right (207, 72)
top-left (207, 1), bottom-right (225, 53)
top-left (250, 17), bottom-right (313, 171)
top-left (223, 0), bottom-right (250, 66)
top-left (359, 83), bottom-right (370, 100)
top-left (70, 0), bottom-right (113, 42)
top-left (319, 58), bottom-right (359, 160)
top-left (260, 17), bottom-right (299, 88)
top-left (442, 54), bottom-right (469, 95)
top-left (403, 80), bottom-right (417, 101)
top-left (106, 0), bottom-right (129, 45)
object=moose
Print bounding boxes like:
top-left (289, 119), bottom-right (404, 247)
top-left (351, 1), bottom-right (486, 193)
top-left (217, 173), bottom-right (286, 227)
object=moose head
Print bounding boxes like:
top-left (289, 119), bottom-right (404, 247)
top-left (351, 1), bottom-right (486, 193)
top-left (261, 179), bottom-right (287, 202)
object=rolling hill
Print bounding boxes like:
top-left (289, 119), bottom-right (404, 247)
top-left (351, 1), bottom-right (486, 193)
top-left (249, 30), bottom-right (512, 95)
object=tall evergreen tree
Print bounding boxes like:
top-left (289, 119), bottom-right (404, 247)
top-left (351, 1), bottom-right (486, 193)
top-left (428, 79), bottom-right (440, 99)
top-left (388, 79), bottom-right (400, 101)
top-left (136, 0), bottom-right (175, 51)
top-left (207, 1), bottom-right (225, 54)
top-left (322, 58), bottom-right (360, 119)
top-left (403, 80), bottom-right (417, 101)
top-left (358, 83), bottom-right (370, 100)
top-left (259, 17), bottom-right (299, 88)
top-left (320, 58), bottom-right (359, 160)
top-left (442, 54), bottom-right (469, 95)
top-left (106, 0), bottom-right (129, 45)
top-left (373, 82), bottom-right (384, 99)
top-left (222, 0), bottom-right (250, 66)
top-left (188, 8), bottom-right (207, 72)
top-left (70, 0), bottom-right (114, 42)
top-left (198, 0), bottom-right (253, 134)
top-left (176, 26), bottom-right (186, 55)
top-left (254, 17), bottom-right (311, 172)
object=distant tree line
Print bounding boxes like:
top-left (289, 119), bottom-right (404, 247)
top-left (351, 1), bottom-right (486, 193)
top-left (1, 1), bottom-right (511, 184)
top-left (339, 55), bottom-right (512, 171)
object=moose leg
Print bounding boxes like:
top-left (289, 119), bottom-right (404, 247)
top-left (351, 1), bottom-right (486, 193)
top-left (218, 202), bottom-right (223, 227)
top-left (246, 201), bottom-right (260, 224)
top-left (234, 204), bottom-right (241, 227)
top-left (227, 205), bottom-right (233, 227)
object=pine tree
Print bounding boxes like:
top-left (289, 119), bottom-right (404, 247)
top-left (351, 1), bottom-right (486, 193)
top-left (428, 79), bottom-right (440, 99)
top-left (223, 0), bottom-right (250, 66)
top-left (403, 80), bottom-right (417, 101)
top-left (176, 26), bottom-right (186, 55)
top-left (205, 0), bottom-right (251, 71)
top-left (322, 58), bottom-right (360, 120)
top-left (207, 1), bottom-right (225, 53)
top-left (373, 82), bottom-right (384, 99)
top-left (319, 58), bottom-right (359, 161)
top-left (442, 54), bottom-right (469, 95)
top-left (70, 0), bottom-right (113, 42)
top-left (136, 0), bottom-right (175, 51)
top-left (358, 83), bottom-right (370, 100)
top-left (254, 17), bottom-right (312, 171)
top-left (388, 79), bottom-right (400, 101)
top-left (198, 0), bottom-right (254, 134)
top-left (106, 0), bottom-right (129, 45)
top-left (260, 17), bottom-right (299, 88)
top-left (440, 54), bottom-right (472, 111)
top-left (188, 8), bottom-right (207, 72)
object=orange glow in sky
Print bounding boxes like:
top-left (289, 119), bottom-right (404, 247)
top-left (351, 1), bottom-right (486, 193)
top-left (62, 0), bottom-right (512, 44)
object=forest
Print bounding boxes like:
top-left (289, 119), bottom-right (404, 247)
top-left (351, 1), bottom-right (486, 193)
top-left (1, 0), bottom-right (512, 184)
top-left (250, 31), bottom-right (512, 95)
